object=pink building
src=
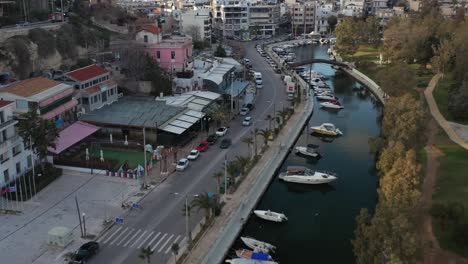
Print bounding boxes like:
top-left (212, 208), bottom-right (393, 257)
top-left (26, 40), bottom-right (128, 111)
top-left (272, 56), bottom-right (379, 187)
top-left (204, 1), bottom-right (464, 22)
top-left (135, 25), bottom-right (193, 73)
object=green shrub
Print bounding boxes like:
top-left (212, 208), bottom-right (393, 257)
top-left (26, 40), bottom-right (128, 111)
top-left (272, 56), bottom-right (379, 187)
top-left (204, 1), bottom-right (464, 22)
top-left (28, 28), bottom-right (57, 58)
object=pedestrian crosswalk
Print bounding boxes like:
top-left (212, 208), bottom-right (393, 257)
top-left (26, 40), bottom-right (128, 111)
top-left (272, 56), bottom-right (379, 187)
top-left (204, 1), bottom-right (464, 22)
top-left (97, 226), bottom-right (187, 255)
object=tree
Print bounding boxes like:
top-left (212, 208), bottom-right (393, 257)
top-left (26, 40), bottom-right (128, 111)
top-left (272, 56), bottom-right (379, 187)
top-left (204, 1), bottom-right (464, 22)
top-left (191, 192), bottom-right (214, 221)
top-left (143, 54), bottom-right (172, 96)
top-left (250, 24), bottom-right (261, 39)
top-left (171, 243), bottom-right (180, 263)
top-left (448, 83), bottom-right (468, 121)
top-left (210, 106), bottom-right (229, 127)
top-left (241, 136), bottom-right (254, 158)
top-left (335, 18), bottom-right (360, 56)
top-left (376, 63), bottom-right (417, 97)
top-left (17, 110), bottom-right (59, 172)
top-left (214, 44), bottom-right (227, 57)
top-left (277, 110), bottom-right (289, 126)
top-left (235, 155), bottom-right (250, 176)
top-left (265, 114), bottom-right (274, 130)
top-left (431, 39), bottom-right (455, 74)
top-left (376, 141), bottom-right (406, 175)
top-left (213, 171), bottom-right (223, 194)
top-left (139, 246), bottom-right (154, 264)
top-left (256, 129), bottom-right (272, 147)
top-left (327, 15), bottom-right (338, 33)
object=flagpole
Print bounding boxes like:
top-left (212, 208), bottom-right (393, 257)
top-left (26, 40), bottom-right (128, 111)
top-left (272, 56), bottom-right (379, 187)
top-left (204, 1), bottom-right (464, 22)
top-left (18, 169), bottom-right (25, 212)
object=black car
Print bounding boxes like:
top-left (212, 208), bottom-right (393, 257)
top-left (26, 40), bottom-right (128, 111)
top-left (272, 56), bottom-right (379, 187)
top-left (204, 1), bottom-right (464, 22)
top-left (245, 103), bottom-right (255, 111)
top-left (220, 138), bottom-right (232, 149)
top-left (206, 134), bottom-right (218, 145)
top-left (69, 241), bottom-right (100, 264)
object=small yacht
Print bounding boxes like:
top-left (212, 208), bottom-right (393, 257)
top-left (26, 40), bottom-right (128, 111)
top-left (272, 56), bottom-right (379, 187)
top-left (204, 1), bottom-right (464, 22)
top-left (295, 144), bottom-right (320, 158)
top-left (226, 259), bottom-right (278, 264)
top-left (320, 100), bottom-right (344, 110)
top-left (279, 166), bottom-right (338, 185)
top-left (253, 210), bottom-right (288, 223)
top-left (315, 93), bottom-right (337, 101)
top-left (235, 249), bottom-right (273, 261)
top-left (310, 123), bottom-right (343, 136)
top-left (240, 237), bottom-right (276, 253)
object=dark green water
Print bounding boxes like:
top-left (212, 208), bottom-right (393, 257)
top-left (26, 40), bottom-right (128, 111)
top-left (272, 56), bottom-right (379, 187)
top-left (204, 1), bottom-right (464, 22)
top-left (230, 45), bottom-right (382, 263)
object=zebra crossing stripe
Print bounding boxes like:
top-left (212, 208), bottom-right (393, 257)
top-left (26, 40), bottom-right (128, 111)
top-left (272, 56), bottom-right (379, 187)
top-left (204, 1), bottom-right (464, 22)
top-left (151, 233), bottom-right (167, 251)
top-left (117, 228), bottom-right (134, 246)
top-left (137, 231), bottom-right (154, 249)
top-left (130, 230), bottom-right (147, 248)
top-left (164, 235), bottom-right (181, 254)
top-left (157, 234), bottom-right (174, 253)
top-left (109, 227), bottom-right (129, 246)
top-left (124, 229), bottom-right (142, 247)
top-left (146, 232), bottom-right (161, 249)
top-left (102, 226), bottom-right (122, 244)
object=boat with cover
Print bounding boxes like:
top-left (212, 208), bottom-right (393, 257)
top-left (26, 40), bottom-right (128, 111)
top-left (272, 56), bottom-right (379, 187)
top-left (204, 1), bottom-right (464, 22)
top-left (295, 144), bottom-right (320, 157)
top-left (320, 100), bottom-right (344, 109)
top-left (315, 93), bottom-right (337, 101)
top-left (226, 259), bottom-right (278, 264)
top-left (235, 249), bottom-right (273, 261)
top-left (240, 237), bottom-right (276, 253)
top-left (279, 166), bottom-right (338, 185)
top-left (310, 123), bottom-right (343, 136)
top-left (253, 210), bottom-right (288, 222)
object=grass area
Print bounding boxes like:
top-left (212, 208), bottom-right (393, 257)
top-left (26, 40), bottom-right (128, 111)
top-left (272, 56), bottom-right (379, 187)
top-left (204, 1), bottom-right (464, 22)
top-left (91, 148), bottom-right (153, 170)
top-left (433, 73), bottom-right (468, 125)
top-left (343, 45), bottom-right (381, 62)
top-left (432, 127), bottom-right (468, 258)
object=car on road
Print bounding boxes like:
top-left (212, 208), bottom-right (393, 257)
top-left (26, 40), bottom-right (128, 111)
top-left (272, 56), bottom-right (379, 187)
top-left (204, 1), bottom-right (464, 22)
top-left (242, 117), bottom-right (252, 126)
top-left (220, 138), bottom-right (232, 149)
top-left (206, 134), bottom-right (218, 145)
top-left (69, 241), bottom-right (99, 264)
top-left (187, 150), bottom-right (200, 160)
top-left (216, 127), bottom-right (228, 137)
top-left (245, 103), bottom-right (255, 111)
top-left (196, 140), bottom-right (210, 152)
top-left (176, 158), bottom-right (190, 171)
top-left (240, 107), bottom-right (249, 116)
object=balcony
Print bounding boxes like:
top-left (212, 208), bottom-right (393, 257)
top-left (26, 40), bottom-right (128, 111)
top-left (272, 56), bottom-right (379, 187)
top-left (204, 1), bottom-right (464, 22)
top-left (0, 117), bottom-right (18, 131)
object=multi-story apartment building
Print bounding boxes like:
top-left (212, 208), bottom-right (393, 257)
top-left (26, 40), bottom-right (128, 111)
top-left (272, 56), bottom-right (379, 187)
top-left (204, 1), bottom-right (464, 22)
top-left (315, 2), bottom-right (335, 34)
top-left (339, 0), bottom-right (366, 16)
top-left (0, 100), bottom-right (32, 187)
top-left (249, 2), bottom-right (281, 37)
top-left (291, 2), bottom-right (316, 36)
top-left (212, 0), bottom-right (250, 38)
top-left (181, 8), bottom-right (213, 42)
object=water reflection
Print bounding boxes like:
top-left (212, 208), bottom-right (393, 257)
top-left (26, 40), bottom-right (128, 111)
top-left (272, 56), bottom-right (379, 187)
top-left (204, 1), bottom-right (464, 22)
top-left (282, 181), bottom-right (336, 194)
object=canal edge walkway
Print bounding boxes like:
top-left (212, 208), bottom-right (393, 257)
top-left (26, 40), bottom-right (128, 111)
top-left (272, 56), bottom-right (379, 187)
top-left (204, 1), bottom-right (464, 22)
top-left (341, 67), bottom-right (387, 104)
top-left (424, 74), bottom-right (468, 150)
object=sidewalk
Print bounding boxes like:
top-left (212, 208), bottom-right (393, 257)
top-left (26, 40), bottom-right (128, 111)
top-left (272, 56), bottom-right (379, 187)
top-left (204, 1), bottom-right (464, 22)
top-left (424, 74), bottom-right (468, 150)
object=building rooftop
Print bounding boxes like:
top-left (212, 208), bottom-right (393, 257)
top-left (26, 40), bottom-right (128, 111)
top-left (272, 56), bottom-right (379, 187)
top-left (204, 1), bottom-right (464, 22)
top-left (203, 63), bottom-right (235, 85)
top-left (0, 77), bottom-right (71, 100)
top-left (83, 80), bottom-right (117, 95)
top-left (66, 64), bottom-right (109, 82)
top-left (0, 100), bottom-right (14, 108)
top-left (140, 25), bottom-right (162, 34)
top-left (79, 96), bottom-right (186, 129)
top-left (160, 91), bottom-right (221, 111)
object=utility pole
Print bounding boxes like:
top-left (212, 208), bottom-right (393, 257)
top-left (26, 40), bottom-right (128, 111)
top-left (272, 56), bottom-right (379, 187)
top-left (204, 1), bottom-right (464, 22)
top-left (230, 72), bottom-right (234, 119)
top-left (21, 0), bottom-right (27, 22)
top-left (75, 195), bottom-right (84, 237)
top-left (224, 155), bottom-right (227, 195)
top-left (29, 136), bottom-right (37, 201)
top-left (60, 0), bottom-right (64, 22)
top-left (185, 196), bottom-right (191, 242)
top-left (143, 127), bottom-right (147, 184)
top-left (82, 213), bottom-right (87, 237)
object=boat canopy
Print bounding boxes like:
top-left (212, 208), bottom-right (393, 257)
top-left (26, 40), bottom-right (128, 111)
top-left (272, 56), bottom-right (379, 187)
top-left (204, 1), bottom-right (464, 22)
top-left (251, 252), bottom-right (270, 261)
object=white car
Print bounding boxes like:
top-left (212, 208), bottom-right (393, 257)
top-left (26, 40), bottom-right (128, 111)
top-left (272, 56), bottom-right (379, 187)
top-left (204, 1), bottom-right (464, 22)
top-left (216, 127), bottom-right (228, 136)
top-left (176, 158), bottom-right (189, 171)
top-left (242, 117), bottom-right (252, 126)
top-left (187, 150), bottom-right (200, 160)
top-left (240, 107), bottom-right (249, 116)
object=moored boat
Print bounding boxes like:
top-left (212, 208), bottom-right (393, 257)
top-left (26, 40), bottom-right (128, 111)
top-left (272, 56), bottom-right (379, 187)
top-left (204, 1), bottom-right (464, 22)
top-left (310, 123), bottom-right (343, 136)
top-left (315, 93), bottom-right (337, 101)
top-left (235, 249), bottom-right (273, 261)
top-left (253, 210), bottom-right (288, 222)
top-left (278, 166), bottom-right (338, 185)
top-left (295, 144), bottom-right (320, 157)
top-left (320, 100), bottom-right (344, 109)
top-left (226, 259), bottom-right (278, 264)
top-left (240, 237), bottom-right (276, 253)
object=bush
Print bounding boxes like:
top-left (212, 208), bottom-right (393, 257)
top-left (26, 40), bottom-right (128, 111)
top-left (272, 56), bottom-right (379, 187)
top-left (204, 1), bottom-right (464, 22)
top-left (56, 25), bottom-right (78, 59)
top-left (28, 28), bottom-right (57, 58)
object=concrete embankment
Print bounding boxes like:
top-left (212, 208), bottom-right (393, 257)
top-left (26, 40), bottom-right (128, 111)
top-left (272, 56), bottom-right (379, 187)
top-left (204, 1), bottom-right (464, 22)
top-left (341, 67), bottom-right (387, 104)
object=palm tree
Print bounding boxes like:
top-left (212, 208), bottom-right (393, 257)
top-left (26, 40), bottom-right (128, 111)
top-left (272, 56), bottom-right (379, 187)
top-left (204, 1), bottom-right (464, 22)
top-left (224, 160), bottom-right (239, 179)
top-left (251, 128), bottom-right (259, 156)
top-left (139, 246), bottom-right (154, 264)
top-left (210, 106), bottom-right (229, 128)
top-left (191, 192), bottom-right (214, 221)
top-left (171, 243), bottom-right (180, 263)
top-left (213, 171), bottom-right (223, 194)
top-left (257, 129), bottom-right (272, 147)
top-left (241, 136), bottom-right (254, 158)
top-left (277, 110), bottom-right (289, 127)
top-left (235, 155), bottom-right (250, 176)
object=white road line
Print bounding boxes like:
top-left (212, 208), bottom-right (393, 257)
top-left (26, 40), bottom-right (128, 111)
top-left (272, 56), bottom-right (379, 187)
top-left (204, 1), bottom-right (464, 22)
top-left (151, 233), bottom-right (167, 251)
top-left (102, 226), bottom-right (122, 244)
top-left (117, 228), bottom-right (134, 246)
top-left (164, 235), bottom-right (181, 254)
top-left (109, 227), bottom-right (129, 246)
top-left (124, 229), bottom-right (142, 247)
top-left (146, 232), bottom-right (161, 249)
top-left (130, 230), bottom-right (147, 248)
top-left (158, 234), bottom-right (174, 253)
top-left (137, 231), bottom-right (154, 249)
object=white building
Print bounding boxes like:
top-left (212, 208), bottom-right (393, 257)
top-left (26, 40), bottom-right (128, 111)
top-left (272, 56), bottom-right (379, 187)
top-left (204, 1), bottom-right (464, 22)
top-left (291, 2), bottom-right (316, 36)
top-left (181, 8), bottom-right (212, 41)
top-left (315, 2), bottom-right (335, 34)
top-left (249, 2), bottom-right (281, 37)
top-left (371, 0), bottom-right (388, 14)
top-left (339, 0), bottom-right (365, 16)
top-left (0, 100), bottom-right (33, 187)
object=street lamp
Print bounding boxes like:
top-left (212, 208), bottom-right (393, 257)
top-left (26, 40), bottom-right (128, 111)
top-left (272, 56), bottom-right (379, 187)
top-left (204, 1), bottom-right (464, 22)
top-left (82, 212), bottom-right (87, 237)
top-left (230, 72), bottom-right (235, 118)
top-left (173, 192), bottom-right (199, 243)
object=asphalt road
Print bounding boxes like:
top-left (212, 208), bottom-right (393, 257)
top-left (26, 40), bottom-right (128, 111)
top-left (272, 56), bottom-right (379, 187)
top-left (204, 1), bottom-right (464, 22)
top-left (90, 40), bottom-right (289, 264)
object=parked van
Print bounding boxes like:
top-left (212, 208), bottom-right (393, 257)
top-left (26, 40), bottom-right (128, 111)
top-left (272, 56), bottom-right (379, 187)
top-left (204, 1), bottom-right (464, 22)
top-left (283, 75), bottom-right (292, 84)
top-left (254, 72), bottom-right (263, 88)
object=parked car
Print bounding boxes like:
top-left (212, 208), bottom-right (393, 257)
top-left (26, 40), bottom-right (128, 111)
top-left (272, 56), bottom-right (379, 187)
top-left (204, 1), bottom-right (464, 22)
top-left (176, 158), bottom-right (190, 171)
top-left (206, 134), bottom-right (218, 145)
top-left (245, 103), bottom-right (255, 111)
top-left (216, 127), bottom-right (228, 137)
top-left (196, 140), bottom-right (210, 152)
top-left (220, 138), bottom-right (232, 149)
top-left (287, 93), bottom-right (295, 100)
top-left (242, 117), bottom-right (252, 126)
top-left (240, 107), bottom-right (249, 116)
top-left (69, 242), bottom-right (99, 264)
top-left (187, 150), bottom-right (200, 160)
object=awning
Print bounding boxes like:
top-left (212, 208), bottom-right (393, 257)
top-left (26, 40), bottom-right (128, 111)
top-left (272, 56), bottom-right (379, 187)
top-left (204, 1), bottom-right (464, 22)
top-left (160, 109), bottom-right (205, 135)
top-left (42, 99), bottom-right (79, 120)
top-left (48, 121), bottom-right (100, 154)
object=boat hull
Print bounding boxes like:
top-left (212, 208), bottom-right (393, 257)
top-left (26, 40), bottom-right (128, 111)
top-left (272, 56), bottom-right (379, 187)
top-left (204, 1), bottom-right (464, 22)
top-left (310, 128), bottom-right (339, 136)
top-left (279, 175), bottom-right (337, 184)
top-left (320, 102), bottom-right (344, 109)
top-left (295, 147), bottom-right (319, 157)
top-left (253, 210), bottom-right (287, 222)
top-left (240, 237), bottom-right (275, 253)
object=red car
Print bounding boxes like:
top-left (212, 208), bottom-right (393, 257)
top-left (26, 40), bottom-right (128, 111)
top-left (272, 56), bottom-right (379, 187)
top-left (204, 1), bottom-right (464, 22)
top-left (196, 140), bottom-right (210, 152)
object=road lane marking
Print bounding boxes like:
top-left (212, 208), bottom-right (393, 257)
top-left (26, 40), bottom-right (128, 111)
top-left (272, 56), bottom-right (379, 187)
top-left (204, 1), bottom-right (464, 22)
top-left (164, 235), bottom-right (181, 254)
top-left (146, 232), bottom-right (161, 249)
top-left (151, 233), bottom-right (167, 251)
top-left (137, 231), bottom-right (154, 249)
top-left (130, 230), bottom-right (147, 248)
top-left (117, 228), bottom-right (135, 246)
top-left (124, 229), bottom-right (142, 247)
top-left (102, 226), bottom-right (122, 244)
top-left (158, 234), bottom-right (174, 253)
top-left (109, 227), bottom-right (129, 246)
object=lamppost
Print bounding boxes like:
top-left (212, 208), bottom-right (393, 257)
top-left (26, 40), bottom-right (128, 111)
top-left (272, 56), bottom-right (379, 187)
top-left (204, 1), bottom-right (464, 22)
top-left (174, 192), bottom-right (199, 243)
top-left (230, 72), bottom-right (235, 118)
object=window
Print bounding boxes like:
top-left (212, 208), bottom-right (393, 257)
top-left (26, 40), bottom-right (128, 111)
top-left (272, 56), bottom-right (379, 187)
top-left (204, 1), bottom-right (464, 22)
top-left (1, 130), bottom-right (6, 142)
top-left (16, 162), bottom-right (21, 174)
top-left (171, 51), bottom-right (175, 60)
top-left (13, 144), bottom-right (21, 156)
top-left (93, 95), bottom-right (98, 103)
top-left (0, 111), bottom-right (4, 123)
top-left (16, 100), bottom-right (28, 109)
top-left (3, 169), bottom-right (9, 183)
top-left (27, 155), bottom-right (32, 168)
top-left (85, 82), bottom-right (90, 88)
top-left (186, 48), bottom-right (188, 58)
top-left (111, 88), bottom-right (114, 96)
top-left (144, 35), bottom-right (148, 43)
top-left (82, 98), bottom-right (89, 104)
top-left (156, 51), bottom-right (161, 59)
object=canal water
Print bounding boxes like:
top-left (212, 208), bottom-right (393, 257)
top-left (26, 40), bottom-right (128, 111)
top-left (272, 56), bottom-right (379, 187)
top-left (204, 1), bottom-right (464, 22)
top-left (229, 45), bottom-right (382, 263)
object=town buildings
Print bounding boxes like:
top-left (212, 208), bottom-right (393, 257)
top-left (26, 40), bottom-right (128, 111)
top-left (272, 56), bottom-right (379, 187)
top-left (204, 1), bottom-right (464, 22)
top-left (180, 8), bottom-right (213, 42)
top-left (249, 2), bottom-right (281, 37)
top-left (291, 2), bottom-right (316, 36)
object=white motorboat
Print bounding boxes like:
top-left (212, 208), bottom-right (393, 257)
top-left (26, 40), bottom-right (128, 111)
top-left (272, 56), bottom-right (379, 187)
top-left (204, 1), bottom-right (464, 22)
top-left (240, 237), bottom-right (276, 253)
top-left (295, 144), bottom-right (320, 157)
top-left (315, 94), bottom-right (337, 101)
top-left (320, 100), bottom-right (344, 109)
top-left (310, 123), bottom-right (343, 136)
top-left (279, 166), bottom-right (338, 185)
top-left (235, 249), bottom-right (273, 261)
top-left (253, 210), bottom-right (288, 222)
top-left (226, 259), bottom-right (278, 264)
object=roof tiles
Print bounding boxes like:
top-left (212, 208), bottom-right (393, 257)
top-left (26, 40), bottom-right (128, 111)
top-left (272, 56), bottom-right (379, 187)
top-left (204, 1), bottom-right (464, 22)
top-left (66, 64), bottom-right (108, 82)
